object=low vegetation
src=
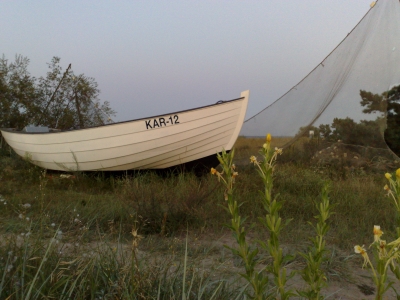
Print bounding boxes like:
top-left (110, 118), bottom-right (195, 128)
top-left (0, 135), bottom-right (400, 299)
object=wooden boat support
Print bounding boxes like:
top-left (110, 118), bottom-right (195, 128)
top-left (1, 90), bottom-right (249, 171)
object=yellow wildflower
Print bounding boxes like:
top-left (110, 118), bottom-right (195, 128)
top-left (354, 245), bottom-right (369, 268)
top-left (211, 168), bottom-right (218, 175)
top-left (354, 245), bottom-right (367, 255)
top-left (384, 184), bottom-right (390, 191)
top-left (275, 147), bottom-right (283, 155)
top-left (373, 225), bottom-right (383, 243)
top-left (378, 240), bottom-right (387, 259)
top-left (250, 156), bottom-right (257, 164)
top-left (385, 173), bottom-right (392, 180)
top-left (266, 133), bottom-right (272, 142)
top-left (263, 143), bottom-right (268, 149)
top-left (131, 228), bottom-right (142, 248)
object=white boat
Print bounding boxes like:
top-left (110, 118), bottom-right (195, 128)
top-left (1, 90), bottom-right (249, 171)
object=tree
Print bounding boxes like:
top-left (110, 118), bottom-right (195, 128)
top-left (0, 55), bottom-right (115, 130)
top-left (0, 55), bottom-right (42, 128)
top-left (330, 117), bottom-right (385, 148)
top-left (360, 86), bottom-right (400, 154)
top-left (296, 117), bottom-right (385, 149)
top-left (293, 86), bottom-right (398, 156)
top-left (35, 57), bottom-right (115, 129)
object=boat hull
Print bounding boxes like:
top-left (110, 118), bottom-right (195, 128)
top-left (1, 91), bottom-right (249, 171)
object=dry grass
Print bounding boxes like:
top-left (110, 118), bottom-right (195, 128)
top-left (0, 137), bottom-right (399, 298)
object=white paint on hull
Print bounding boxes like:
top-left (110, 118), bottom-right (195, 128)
top-left (1, 91), bottom-right (249, 171)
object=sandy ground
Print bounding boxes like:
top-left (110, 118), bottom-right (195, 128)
top-left (138, 231), bottom-right (400, 300)
top-left (3, 230), bottom-right (400, 299)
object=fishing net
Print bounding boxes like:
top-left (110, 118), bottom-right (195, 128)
top-left (240, 0), bottom-right (400, 171)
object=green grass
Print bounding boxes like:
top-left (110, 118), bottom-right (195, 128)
top-left (0, 137), bottom-right (399, 298)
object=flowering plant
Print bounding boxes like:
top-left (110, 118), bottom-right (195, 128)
top-left (211, 134), bottom-right (294, 299)
top-left (353, 168), bottom-right (400, 299)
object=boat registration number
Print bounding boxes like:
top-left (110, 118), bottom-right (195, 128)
top-left (145, 115), bottom-right (180, 129)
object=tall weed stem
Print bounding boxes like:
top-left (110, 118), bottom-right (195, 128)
top-left (212, 134), bottom-right (295, 299)
top-left (252, 134), bottom-right (294, 299)
top-left (381, 169), bottom-right (400, 297)
top-left (212, 149), bottom-right (268, 299)
top-left (353, 169), bottom-right (400, 299)
top-left (384, 170), bottom-right (400, 237)
top-left (298, 183), bottom-right (333, 299)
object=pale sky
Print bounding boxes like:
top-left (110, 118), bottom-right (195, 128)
top-left (1, 1), bottom-right (373, 122)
